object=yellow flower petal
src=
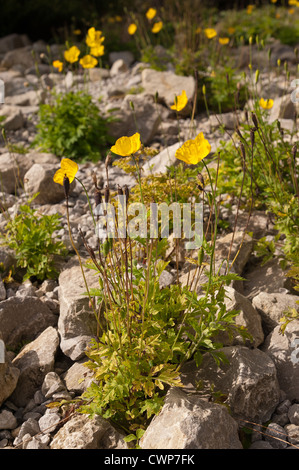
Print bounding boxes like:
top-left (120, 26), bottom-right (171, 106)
top-left (52, 60), bottom-right (63, 72)
top-left (219, 37), bottom-right (229, 45)
top-left (146, 8), bottom-right (157, 20)
top-left (86, 27), bottom-right (104, 48)
top-left (204, 28), bottom-right (217, 39)
top-left (53, 158), bottom-right (79, 186)
top-left (128, 23), bottom-right (137, 35)
top-left (64, 45), bottom-right (80, 64)
top-left (152, 21), bottom-right (163, 33)
top-left (170, 90), bottom-right (188, 112)
top-left (79, 54), bottom-right (98, 69)
top-left (259, 98), bottom-right (274, 110)
top-left (90, 45), bottom-right (105, 57)
top-left (175, 132), bottom-right (211, 165)
top-left (111, 133), bottom-right (141, 156)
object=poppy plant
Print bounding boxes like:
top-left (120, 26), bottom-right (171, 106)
top-left (110, 133), bottom-right (141, 157)
top-left (175, 132), bottom-right (211, 165)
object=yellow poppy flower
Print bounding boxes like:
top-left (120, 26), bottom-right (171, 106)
top-left (53, 158), bottom-right (79, 186)
top-left (175, 132), bottom-right (211, 165)
top-left (64, 45), bottom-right (80, 64)
top-left (146, 8), bottom-right (157, 20)
top-left (219, 37), bottom-right (229, 45)
top-left (204, 28), bottom-right (217, 39)
top-left (170, 90), bottom-right (188, 112)
top-left (111, 133), bottom-right (141, 157)
top-left (73, 29), bottom-right (81, 35)
top-left (228, 27), bottom-right (235, 35)
top-left (152, 21), bottom-right (163, 34)
top-left (271, 0), bottom-right (277, 3)
top-left (128, 23), bottom-right (137, 35)
top-left (52, 60), bottom-right (63, 72)
top-left (79, 54), bottom-right (98, 69)
top-left (247, 4), bottom-right (255, 13)
top-left (90, 45), bottom-right (105, 57)
top-left (259, 98), bottom-right (274, 109)
top-left (86, 27), bottom-right (104, 48)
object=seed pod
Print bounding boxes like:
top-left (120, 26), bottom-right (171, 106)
top-left (92, 171), bottom-right (98, 188)
top-left (117, 184), bottom-right (123, 196)
top-left (104, 185), bottom-right (110, 204)
top-left (63, 175), bottom-right (70, 199)
top-left (123, 184), bottom-right (129, 205)
top-left (105, 153), bottom-right (112, 169)
top-left (250, 128), bottom-right (255, 148)
top-left (240, 142), bottom-right (246, 166)
top-left (95, 189), bottom-right (102, 207)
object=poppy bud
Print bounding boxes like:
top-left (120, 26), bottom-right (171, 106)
top-left (240, 142), bottom-right (246, 167)
top-left (236, 128), bottom-right (243, 140)
top-left (251, 112), bottom-right (259, 128)
top-left (250, 128), bottom-right (255, 148)
top-left (87, 245), bottom-right (97, 263)
top-left (197, 173), bottom-right (205, 191)
top-left (292, 143), bottom-right (297, 162)
top-left (63, 175), bottom-right (70, 199)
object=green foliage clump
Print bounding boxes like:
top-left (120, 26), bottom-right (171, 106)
top-left (34, 91), bottom-right (114, 163)
top-left (205, 67), bottom-right (248, 113)
top-left (78, 247), bottom-right (243, 441)
top-left (1, 196), bottom-right (67, 281)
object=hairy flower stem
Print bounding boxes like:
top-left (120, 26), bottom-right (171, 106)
top-left (75, 177), bottom-right (96, 228)
top-left (65, 197), bottom-right (100, 329)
